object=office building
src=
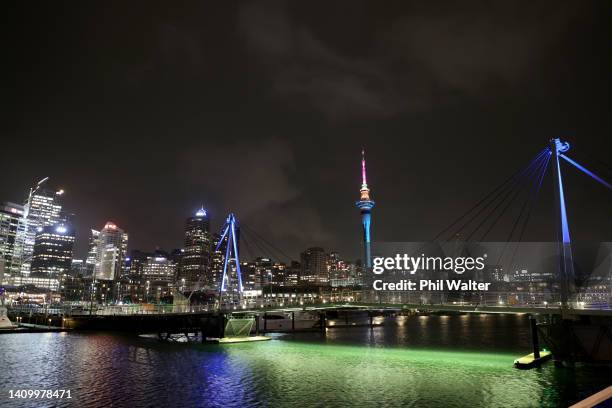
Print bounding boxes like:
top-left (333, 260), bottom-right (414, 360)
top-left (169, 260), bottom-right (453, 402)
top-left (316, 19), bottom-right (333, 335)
top-left (178, 208), bottom-right (212, 291)
top-left (0, 202), bottom-right (24, 280)
top-left (300, 247), bottom-right (329, 285)
top-left (142, 250), bottom-right (177, 301)
top-left (93, 221), bottom-right (128, 281)
top-left (70, 259), bottom-right (85, 277)
top-left (13, 182), bottom-right (65, 276)
top-left (30, 224), bottom-right (75, 290)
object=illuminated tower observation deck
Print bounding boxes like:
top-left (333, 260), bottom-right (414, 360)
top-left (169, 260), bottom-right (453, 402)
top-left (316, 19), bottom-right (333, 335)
top-left (356, 149), bottom-right (375, 269)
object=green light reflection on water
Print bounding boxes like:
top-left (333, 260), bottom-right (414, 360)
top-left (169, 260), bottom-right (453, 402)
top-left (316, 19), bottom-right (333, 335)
top-left (216, 340), bottom-right (548, 408)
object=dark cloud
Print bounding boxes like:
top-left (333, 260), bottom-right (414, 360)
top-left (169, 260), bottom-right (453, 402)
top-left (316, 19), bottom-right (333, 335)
top-left (383, 1), bottom-right (588, 96)
top-left (1, 1), bottom-right (611, 261)
top-left (238, 2), bottom-right (403, 121)
top-left (123, 23), bottom-right (206, 87)
top-left (181, 139), bottom-right (333, 256)
top-left (238, 1), bottom-right (591, 121)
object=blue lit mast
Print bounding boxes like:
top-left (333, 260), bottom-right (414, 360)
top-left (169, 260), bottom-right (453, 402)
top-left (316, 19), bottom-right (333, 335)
top-left (356, 149), bottom-right (375, 269)
top-left (215, 213), bottom-right (244, 299)
top-left (550, 138), bottom-right (574, 306)
top-left (549, 137), bottom-right (612, 307)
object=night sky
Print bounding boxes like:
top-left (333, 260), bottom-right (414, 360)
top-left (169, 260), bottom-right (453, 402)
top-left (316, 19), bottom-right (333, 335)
top-left (2, 1), bottom-right (611, 261)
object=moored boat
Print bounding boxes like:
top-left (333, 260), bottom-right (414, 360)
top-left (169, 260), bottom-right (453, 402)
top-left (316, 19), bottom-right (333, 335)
top-left (257, 310), bottom-right (319, 331)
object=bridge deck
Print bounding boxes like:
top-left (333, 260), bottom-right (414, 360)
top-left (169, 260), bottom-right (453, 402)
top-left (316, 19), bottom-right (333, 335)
top-left (8, 302), bottom-right (612, 318)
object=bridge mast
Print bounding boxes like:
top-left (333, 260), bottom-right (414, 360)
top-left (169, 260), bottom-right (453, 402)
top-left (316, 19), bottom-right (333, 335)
top-left (550, 138), bottom-right (574, 307)
top-left (215, 213), bottom-right (244, 305)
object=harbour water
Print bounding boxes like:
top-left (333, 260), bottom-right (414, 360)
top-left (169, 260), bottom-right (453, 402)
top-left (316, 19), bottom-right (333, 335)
top-left (1, 314), bottom-right (611, 407)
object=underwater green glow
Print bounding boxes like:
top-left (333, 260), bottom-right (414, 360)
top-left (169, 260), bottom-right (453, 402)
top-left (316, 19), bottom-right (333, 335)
top-left (2, 315), bottom-right (609, 407)
top-left (218, 340), bottom-right (551, 407)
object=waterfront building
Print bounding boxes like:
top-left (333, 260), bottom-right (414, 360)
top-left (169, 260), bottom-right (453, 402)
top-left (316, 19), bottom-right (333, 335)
top-left (141, 251), bottom-right (177, 283)
top-left (142, 250), bottom-right (177, 301)
top-left (30, 224), bottom-right (75, 290)
top-left (262, 285), bottom-right (327, 306)
top-left (242, 258), bottom-right (288, 290)
top-left (12, 182), bottom-right (65, 277)
top-left (87, 278), bottom-right (114, 304)
top-left (93, 222), bottom-right (128, 281)
top-left (178, 208), bottom-right (212, 291)
top-left (355, 149), bottom-right (375, 269)
top-left (0, 202), bottom-right (24, 280)
top-left (300, 247), bottom-right (329, 285)
top-left (120, 249), bottom-right (178, 302)
top-left (60, 274), bottom-right (86, 302)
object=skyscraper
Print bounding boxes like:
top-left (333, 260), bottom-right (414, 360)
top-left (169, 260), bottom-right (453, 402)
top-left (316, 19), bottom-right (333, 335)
top-left (209, 232), bottom-right (224, 290)
top-left (355, 149), bottom-right (375, 269)
top-left (94, 221), bottom-right (128, 281)
top-left (85, 229), bottom-right (100, 276)
top-left (30, 224), bottom-right (75, 290)
top-left (0, 202), bottom-right (24, 282)
top-left (178, 207), bottom-right (212, 291)
top-left (13, 179), bottom-right (65, 277)
top-left (26, 187), bottom-right (63, 228)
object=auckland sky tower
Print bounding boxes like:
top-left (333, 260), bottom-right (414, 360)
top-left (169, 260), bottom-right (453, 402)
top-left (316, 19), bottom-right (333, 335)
top-left (356, 149), bottom-right (375, 269)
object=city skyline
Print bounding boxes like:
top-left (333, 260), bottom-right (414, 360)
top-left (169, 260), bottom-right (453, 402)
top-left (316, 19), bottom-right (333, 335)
top-left (2, 4), bottom-right (612, 407)
top-left (4, 137), bottom-right (611, 264)
top-left (3, 2), bottom-right (612, 261)
top-left (1, 175), bottom-right (367, 263)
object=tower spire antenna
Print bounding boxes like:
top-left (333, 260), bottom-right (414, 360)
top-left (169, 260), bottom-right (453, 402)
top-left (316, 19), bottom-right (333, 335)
top-left (356, 148), bottom-right (375, 269)
top-left (361, 147), bottom-right (368, 187)
top-left (195, 205), bottom-right (207, 217)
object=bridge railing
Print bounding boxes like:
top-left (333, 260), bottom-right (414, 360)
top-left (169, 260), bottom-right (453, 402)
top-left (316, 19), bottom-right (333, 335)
top-left (6, 303), bottom-right (213, 316)
top-left (6, 290), bottom-right (609, 316)
top-left (359, 290), bottom-right (610, 310)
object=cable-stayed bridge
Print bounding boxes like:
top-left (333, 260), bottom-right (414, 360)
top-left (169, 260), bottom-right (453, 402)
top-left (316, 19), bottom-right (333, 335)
top-left (7, 138), bottom-right (612, 363)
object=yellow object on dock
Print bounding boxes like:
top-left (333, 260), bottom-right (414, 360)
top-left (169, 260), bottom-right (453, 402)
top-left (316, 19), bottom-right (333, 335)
top-left (514, 350), bottom-right (552, 369)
